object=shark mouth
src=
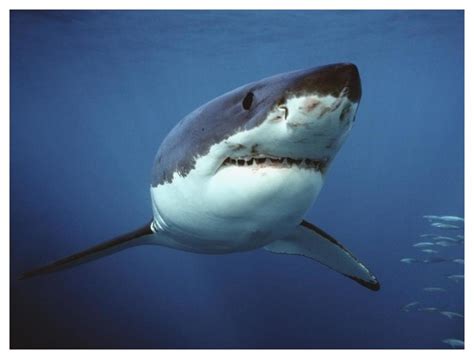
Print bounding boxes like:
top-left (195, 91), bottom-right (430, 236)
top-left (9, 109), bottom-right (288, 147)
top-left (220, 155), bottom-right (328, 171)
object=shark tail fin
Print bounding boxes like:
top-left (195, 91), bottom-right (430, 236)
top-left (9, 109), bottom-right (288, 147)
top-left (264, 219), bottom-right (380, 291)
top-left (19, 221), bottom-right (155, 280)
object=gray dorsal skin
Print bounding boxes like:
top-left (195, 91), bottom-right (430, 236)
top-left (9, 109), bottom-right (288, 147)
top-left (21, 63), bottom-right (380, 291)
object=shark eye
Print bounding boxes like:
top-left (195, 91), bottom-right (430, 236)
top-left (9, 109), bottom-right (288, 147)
top-left (242, 92), bottom-right (254, 110)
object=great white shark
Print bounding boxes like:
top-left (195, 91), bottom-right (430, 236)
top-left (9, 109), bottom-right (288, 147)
top-left (21, 63), bottom-right (380, 291)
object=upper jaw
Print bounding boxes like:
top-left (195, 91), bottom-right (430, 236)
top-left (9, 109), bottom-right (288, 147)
top-left (219, 153), bottom-right (329, 172)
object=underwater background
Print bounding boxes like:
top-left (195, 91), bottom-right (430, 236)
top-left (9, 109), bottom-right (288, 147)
top-left (10, 10), bottom-right (464, 348)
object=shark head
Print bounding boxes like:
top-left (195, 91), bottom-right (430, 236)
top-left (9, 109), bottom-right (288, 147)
top-left (151, 64), bottom-right (361, 245)
top-left (153, 63), bottom-right (360, 185)
top-left (209, 62), bottom-right (361, 176)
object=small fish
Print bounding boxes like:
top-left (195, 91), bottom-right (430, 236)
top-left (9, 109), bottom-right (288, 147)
top-left (419, 233), bottom-right (438, 238)
top-left (440, 311), bottom-right (464, 319)
top-left (447, 274), bottom-right (464, 283)
top-left (418, 306), bottom-right (439, 312)
top-left (452, 259), bottom-right (464, 265)
top-left (423, 257), bottom-right (449, 264)
top-left (422, 287), bottom-right (446, 292)
top-left (437, 216), bottom-right (464, 222)
top-left (441, 338), bottom-right (464, 349)
top-left (434, 240), bottom-right (456, 247)
top-left (400, 258), bottom-right (420, 264)
top-left (456, 234), bottom-right (464, 239)
top-left (423, 215), bottom-right (464, 222)
top-left (431, 222), bottom-right (461, 229)
top-left (433, 236), bottom-right (460, 242)
top-left (413, 242), bottom-right (434, 247)
top-left (420, 249), bottom-right (438, 254)
top-left (400, 301), bottom-right (420, 312)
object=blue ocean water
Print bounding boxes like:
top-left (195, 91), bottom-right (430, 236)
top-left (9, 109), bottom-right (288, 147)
top-left (10, 10), bottom-right (464, 349)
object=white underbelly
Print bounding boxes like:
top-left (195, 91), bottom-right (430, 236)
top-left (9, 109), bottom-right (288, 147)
top-left (150, 165), bottom-right (323, 252)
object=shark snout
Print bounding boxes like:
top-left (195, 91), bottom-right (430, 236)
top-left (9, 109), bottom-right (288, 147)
top-left (290, 63), bottom-right (362, 103)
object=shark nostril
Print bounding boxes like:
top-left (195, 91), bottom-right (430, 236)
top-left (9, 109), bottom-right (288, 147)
top-left (278, 105), bottom-right (289, 120)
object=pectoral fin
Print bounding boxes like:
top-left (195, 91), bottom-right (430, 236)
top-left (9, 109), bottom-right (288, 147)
top-left (264, 220), bottom-right (380, 291)
top-left (19, 221), bottom-right (157, 279)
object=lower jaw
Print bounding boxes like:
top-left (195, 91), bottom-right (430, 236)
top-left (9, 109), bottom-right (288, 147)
top-left (210, 165), bottom-right (323, 207)
top-left (219, 164), bottom-right (321, 172)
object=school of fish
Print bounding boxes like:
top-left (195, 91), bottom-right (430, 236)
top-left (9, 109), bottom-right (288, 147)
top-left (400, 215), bottom-right (464, 349)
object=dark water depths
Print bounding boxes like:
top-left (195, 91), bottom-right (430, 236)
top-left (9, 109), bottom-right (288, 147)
top-left (10, 10), bottom-right (464, 348)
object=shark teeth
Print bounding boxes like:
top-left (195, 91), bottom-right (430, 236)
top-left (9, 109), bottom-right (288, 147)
top-left (221, 156), bottom-right (326, 171)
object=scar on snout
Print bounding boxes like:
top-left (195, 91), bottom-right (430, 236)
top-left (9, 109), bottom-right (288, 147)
top-left (325, 138), bottom-right (337, 149)
top-left (229, 143), bottom-right (246, 150)
top-left (318, 106), bottom-right (331, 118)
top-left (299, 98), bottom-right (320, 113)
top-left (250, 144), bottom-right (259, 155)
top-left (270, 114), bottom-right (283, 122)
top-left (288, 122), bottom-right (311, 129)
top-left (339, 105), bottom-right (351, 122)
top-left (288, 122), bottom-right (300, 128)
top-left (330, 98), bottom-right (344, 112)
